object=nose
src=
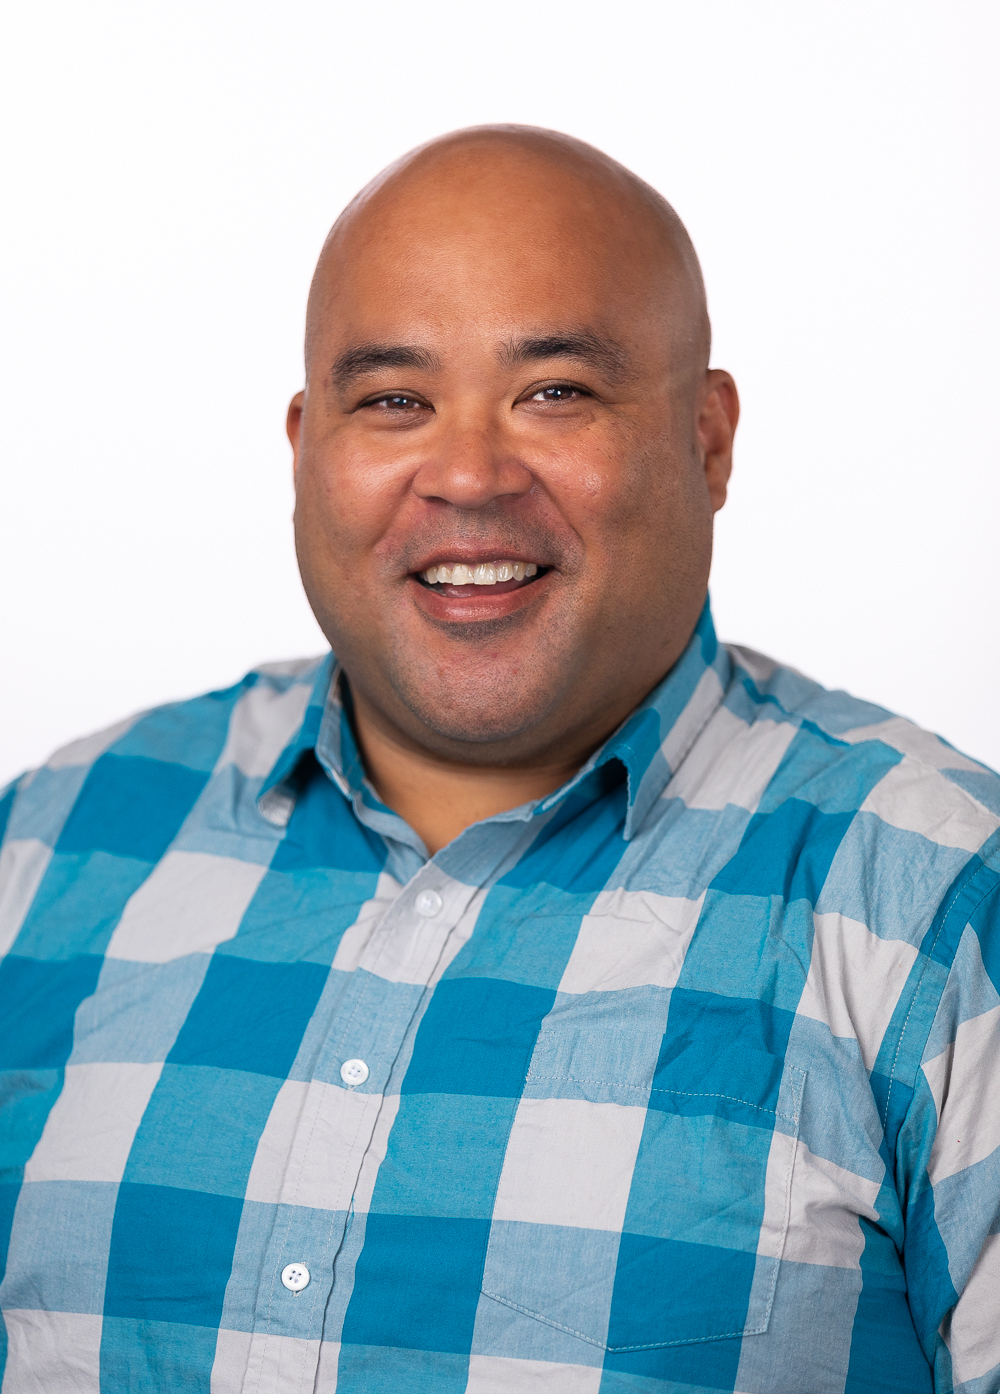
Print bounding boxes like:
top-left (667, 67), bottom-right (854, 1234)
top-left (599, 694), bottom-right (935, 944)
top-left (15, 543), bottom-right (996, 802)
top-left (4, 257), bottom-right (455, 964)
top-left (411, 417), bottom-right (534, 510)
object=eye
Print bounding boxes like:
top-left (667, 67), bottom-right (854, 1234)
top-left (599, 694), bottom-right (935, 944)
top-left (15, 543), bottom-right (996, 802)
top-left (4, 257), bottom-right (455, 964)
top-left (529, 384), bottom-right (588, 403)
top-left (362, 393), bottom-right (428, 413)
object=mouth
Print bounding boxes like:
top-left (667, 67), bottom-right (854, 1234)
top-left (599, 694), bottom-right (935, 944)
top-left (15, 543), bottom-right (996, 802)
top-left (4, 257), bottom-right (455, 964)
top-left (413, 559), bottom-right (549, 598)
top-left (406, 555), bottom-right (554, 626)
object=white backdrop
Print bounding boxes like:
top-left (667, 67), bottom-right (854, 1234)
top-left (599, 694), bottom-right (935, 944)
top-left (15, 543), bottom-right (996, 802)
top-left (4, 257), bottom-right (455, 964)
top-left (2, 0), bottom-right (997, 785)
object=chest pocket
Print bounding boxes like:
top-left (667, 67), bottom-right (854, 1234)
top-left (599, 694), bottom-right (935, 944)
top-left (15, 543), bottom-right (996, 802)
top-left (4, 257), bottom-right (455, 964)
top-left (479, 993), bottom-right (805, 1353)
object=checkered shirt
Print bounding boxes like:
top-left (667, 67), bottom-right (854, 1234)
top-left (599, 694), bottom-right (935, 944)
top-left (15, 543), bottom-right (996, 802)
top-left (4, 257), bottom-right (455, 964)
top-left (2, 604), bottom-right (999, 1394)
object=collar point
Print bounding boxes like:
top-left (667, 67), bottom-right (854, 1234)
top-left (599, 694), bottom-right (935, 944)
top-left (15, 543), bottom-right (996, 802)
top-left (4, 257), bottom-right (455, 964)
top-left (258, 787), bottom-right (295, 827)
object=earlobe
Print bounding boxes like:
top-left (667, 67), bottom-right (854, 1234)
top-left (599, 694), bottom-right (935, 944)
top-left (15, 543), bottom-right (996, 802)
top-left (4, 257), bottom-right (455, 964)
top-left (705, 454), bottom-right (733, 513)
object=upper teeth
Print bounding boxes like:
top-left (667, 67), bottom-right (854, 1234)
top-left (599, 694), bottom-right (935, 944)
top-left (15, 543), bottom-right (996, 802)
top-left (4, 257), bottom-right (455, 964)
top-left (421, 561), bottom-right (539, 586)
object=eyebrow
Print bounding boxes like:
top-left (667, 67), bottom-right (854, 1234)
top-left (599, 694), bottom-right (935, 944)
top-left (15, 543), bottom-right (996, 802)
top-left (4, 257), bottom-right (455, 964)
top-left (330, 343), bottom-right (440, 390)
top-left (329, 329), bottom-right (633, 392)
top-left (498, 331), bottom-right (633, 382)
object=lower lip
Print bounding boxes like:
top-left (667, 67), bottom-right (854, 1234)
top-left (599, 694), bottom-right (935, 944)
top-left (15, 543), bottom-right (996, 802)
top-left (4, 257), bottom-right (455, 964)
top-left (408, 571), bottom-right (552, 622)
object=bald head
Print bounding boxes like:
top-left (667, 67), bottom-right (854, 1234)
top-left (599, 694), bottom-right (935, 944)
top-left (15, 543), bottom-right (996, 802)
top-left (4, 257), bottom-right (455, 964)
top-left (305, 124), bottom-right (710, 388)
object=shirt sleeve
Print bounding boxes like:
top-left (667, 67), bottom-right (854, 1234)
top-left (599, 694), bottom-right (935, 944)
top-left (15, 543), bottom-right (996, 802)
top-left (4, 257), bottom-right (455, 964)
top-left (897, 875), bottom-right (1000, 1393)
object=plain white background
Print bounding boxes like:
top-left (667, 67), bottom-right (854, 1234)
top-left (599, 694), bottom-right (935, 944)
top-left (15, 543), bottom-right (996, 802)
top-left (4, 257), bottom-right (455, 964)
top-left (2, 0), bottom-right (997, 786)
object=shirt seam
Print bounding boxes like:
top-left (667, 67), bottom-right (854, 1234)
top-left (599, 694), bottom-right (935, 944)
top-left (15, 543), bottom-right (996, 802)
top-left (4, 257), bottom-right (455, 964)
top-left (884, 861), bottom-right (1000, 1130)
top-left (478, 1288), bottom-right (767, 1351)
top-left (524, 1078), bottom-right (799, 1124)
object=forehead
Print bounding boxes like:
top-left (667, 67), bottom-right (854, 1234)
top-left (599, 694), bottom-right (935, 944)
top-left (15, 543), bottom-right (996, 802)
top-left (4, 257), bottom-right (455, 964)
top-left (311, 158), bottom-right (673, 352)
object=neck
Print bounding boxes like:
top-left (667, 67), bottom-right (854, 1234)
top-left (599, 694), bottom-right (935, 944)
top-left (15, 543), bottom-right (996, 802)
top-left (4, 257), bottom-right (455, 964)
top-left (349, 689), bottom-right (587, 854)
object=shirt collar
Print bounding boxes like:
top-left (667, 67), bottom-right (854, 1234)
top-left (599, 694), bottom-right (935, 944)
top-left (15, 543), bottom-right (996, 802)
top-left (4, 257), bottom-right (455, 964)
top-left (258, 599), bottom-right (730, 841)
top-left (538, 599), bottom-right (730, 838)
top-left (257, 653), bottom-right (335, 815)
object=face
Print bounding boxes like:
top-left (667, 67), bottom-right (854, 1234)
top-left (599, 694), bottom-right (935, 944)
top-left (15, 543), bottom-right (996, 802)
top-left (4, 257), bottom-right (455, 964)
top-left (290, 151), bottom-right (737, 767)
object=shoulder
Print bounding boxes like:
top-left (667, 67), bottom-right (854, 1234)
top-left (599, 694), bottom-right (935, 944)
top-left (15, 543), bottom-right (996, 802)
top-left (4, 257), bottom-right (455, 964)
top-left (688, 645), bottom-right (1000, 990)
top-left (706, 647), bottom-right (1000, 1089)
top-left (725, 642), bottom-right (1000, 866)
top-left (0, 654), bottom-right (329, 858)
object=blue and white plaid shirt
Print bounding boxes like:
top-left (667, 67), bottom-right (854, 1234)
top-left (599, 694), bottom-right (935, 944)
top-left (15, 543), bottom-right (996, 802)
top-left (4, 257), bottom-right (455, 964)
top-left (2, 604), bottom-right (999, 1393)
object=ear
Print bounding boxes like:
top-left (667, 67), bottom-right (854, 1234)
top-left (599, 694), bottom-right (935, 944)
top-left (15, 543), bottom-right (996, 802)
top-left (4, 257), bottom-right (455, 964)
top-left (287, 391), bottom-right (305, 480)
top-left (697, 370), bottom-right (739, 512)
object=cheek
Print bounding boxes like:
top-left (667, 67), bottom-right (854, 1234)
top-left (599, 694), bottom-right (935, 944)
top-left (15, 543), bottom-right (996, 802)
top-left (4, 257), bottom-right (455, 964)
top-left (550, 431), bottom-right (683, 544)
top-left (577, 469), bottom-right (605, 502)
top-left (295, 443), bottom-right (400, 563)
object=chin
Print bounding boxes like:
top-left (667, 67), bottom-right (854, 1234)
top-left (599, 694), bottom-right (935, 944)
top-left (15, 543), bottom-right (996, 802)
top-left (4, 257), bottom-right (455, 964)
top-left (395, 686), bottom-right (557, 756)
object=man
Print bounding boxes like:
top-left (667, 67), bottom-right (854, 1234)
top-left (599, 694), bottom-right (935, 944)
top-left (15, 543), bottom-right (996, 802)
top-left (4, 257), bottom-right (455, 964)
top-left (1, 126), bottom-right (997, 1394)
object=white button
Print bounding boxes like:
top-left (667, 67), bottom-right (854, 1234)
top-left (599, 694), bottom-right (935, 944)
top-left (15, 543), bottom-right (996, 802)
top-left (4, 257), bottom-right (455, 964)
top-left (281, 1262), bottom-right (310, 1293)
top-left (415, 888), bottom-right (443, 917)
top-left (340, 1058), bottom-right (369, 1086)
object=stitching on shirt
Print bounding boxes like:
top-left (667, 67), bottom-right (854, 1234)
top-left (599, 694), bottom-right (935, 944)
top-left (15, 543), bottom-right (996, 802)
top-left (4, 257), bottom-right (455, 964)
top-left (757, 1076), bottom-right (804, 1330)
top-left (253, 916), bottom-right (396, 1384)
top-left (479, 1289), bottom-right (764, 1350)
top-left (524, 1075), bottom-right (799, 1124)
top-left (322, 881), bottom-right (427, 1101)
top-left (483, 1067), bottom-right (804, 1351)
top-left (883, 868), bottom-right (1000, 1131)
top-left (629, 675), bottom-right (726, 835)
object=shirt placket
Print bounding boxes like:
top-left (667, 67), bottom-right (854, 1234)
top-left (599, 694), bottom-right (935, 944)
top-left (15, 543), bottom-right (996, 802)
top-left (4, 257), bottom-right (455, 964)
top-left (238, 857), bottom-right (487, 1393)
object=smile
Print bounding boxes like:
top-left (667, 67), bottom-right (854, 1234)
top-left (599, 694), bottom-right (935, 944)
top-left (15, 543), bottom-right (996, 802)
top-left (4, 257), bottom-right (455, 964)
top-left (419, 560), bottom-right (540, 587)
